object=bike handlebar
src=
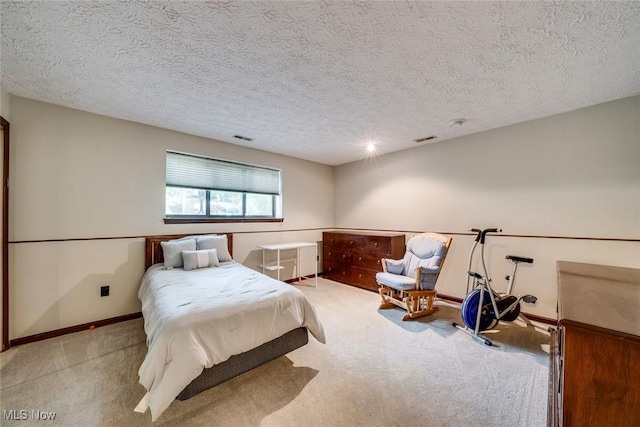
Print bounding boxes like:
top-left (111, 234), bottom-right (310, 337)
top-left (470, 227), bottom-right (502, 244)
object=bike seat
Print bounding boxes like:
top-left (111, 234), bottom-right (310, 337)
top-left (467, 271), bottom-right (483, 280)
top-left (506, 255), bottom-right (533, 264)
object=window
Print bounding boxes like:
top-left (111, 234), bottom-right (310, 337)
top-left (165, 151), bottom-right (281, 220)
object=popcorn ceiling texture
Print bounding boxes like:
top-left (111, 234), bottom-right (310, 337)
top-left (1, 1), bottom-right (639, 165)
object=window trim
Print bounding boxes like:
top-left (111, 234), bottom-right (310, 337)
top-left (164, 217), bottom-right (284, 224)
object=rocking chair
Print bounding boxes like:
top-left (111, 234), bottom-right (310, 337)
top-left (376, 232), bottom-right (452, 320)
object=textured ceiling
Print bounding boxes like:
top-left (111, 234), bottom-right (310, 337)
top-left (1, 1), bottom-right (639, 166)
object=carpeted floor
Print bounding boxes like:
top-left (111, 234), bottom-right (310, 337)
top-left (0, 278), bottom-right (550, 426)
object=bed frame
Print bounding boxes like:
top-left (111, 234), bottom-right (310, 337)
top-left (143, 232), bottom-right (309, 400)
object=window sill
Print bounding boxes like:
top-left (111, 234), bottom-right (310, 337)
top-left (164, 217), bottom-right (284, 224)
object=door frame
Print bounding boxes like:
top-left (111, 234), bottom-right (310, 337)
top-left (1, 115), bottom-right (10, 352)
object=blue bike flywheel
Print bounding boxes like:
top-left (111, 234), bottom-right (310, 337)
top-left (461, 289), bottom-right (496, 332)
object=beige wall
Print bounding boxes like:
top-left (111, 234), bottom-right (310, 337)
top-left (6, 94), bottom-right (640, 339)
top-left (8, 96), bottom-right (333, 339)
top-left (334, 96), bottom-right (640, 319)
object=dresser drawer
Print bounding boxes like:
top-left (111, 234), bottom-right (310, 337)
top-left (323, 262), bottom-right (351, 282)
top-left (325, 233), bottom-right (363, 249)
top-left (323, 248), bottom-right (351, 264)
top-left (352, 250), bottom-right (385, 270)
top-left (351, 267), bottom-right (379, 292)
top-left (363, 236), bottom-right (392, 253)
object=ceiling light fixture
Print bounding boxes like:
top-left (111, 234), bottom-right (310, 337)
top-left (367, 143), bottom-right (375, 153)
top-left (448, 118), bottom-right (466, 128)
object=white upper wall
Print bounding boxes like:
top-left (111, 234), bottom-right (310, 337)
top-left (3, 93), bottom-right (640, 335)
top-left (9, 96), bottom-right (334, 241)
top-left (333, 96), bottom-right (639, 318)
top-left (335, 96), bottom-right (640, 239)
top-left (7, 96), bottom-right (333, 339)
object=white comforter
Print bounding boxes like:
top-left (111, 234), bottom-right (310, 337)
top-left (135, 262), bottom-right (325, 421)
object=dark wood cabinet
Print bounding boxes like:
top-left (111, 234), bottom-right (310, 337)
top-left (549, 261), bottom-right (640, 427)
top-left (322, 231), bottom-right (405, 292)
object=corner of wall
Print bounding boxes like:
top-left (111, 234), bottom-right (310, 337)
top-left (0, 85), bottom-right (10, 121)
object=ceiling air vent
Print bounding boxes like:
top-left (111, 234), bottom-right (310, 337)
top-left (233, 135), bottom-right (253, 141)
top-left (414, 136), bottom-right (437, 143)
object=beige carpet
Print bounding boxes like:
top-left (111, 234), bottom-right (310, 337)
top-left (0, 278), bottom-right (550, 426)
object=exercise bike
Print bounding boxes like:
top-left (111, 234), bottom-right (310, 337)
top-left (452, 228), bottom-right (537, 346)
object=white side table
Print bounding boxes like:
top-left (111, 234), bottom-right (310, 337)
top-left (258, 242), bottom-right (318, 287)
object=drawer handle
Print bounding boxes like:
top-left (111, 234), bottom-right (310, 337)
top-left (350, 240), bottom-right (354, 245)
top-left (358, 257), bottom-right (362, 261)
top-left (358, 274), bottom-right (362, 278)
top-left (377, 259), bottom-right (380, 264)
top-left (342, 254), bottom-right (346, 259)
top-left (374, 242), bottom-right (378, 246)
top-left (328, 252), bottom-right (332, 256)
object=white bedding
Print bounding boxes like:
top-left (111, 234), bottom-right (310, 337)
top-left (134, 261), bottom-right (325, 421)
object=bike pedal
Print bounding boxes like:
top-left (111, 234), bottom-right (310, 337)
top-left (522, 294), bottom-right (537, 304)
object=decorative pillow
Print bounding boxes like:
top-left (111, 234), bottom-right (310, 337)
top-left (182, 249), bottom-right (220, 271)
top-left (386, 259), bottom-right (405, 275)
top-left (161, 239), bottom-right (196, 269)
top-left (196, 235), bottom-right (232, 262)
top-left (176, 235), bottom-right (202, 242)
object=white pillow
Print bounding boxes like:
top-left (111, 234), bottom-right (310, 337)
top-left (193, 233), bottom-right (219, 240)
top-left (161, 239), bottom-right (196, 269)
top-left (196, 235), bottom-right (232, 262)
top-left (176, 235), bottom-right (202, 242)
top-left (182, 249), bottom-right (220, 271)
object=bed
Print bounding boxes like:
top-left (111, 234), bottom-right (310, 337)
top-left (134, 233), bottom-right (326, 421)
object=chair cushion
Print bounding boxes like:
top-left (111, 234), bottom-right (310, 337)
top-left (376, 272), bottom-right (416, 291)
top-left (403, 237), bottom-right (447, 278)
top-left (417, 266), bottom-right (440, 290)
top-left (385, 259), bottom-right (405, 275)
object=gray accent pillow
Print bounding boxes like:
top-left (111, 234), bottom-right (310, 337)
top-left (196, 235), bottom-right (232, 262)
top-left (161, 239), bottom-right (196, 269)
top-left (182, 249), bottom-right (220, 271)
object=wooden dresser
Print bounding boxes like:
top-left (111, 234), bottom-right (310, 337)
top-left (322, 231), bottom-right (405, 292)
top-left (549, 261), bottom-right (640, 427)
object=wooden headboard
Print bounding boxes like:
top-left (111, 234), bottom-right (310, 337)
top-left (145, 233), bottom-right (234, 270)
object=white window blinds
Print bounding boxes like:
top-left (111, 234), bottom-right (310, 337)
top-left (166, 151), bottom-right (281, 196)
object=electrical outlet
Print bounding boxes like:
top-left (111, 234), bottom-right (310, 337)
top-left (100, 285), bottom-right (109, 297)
